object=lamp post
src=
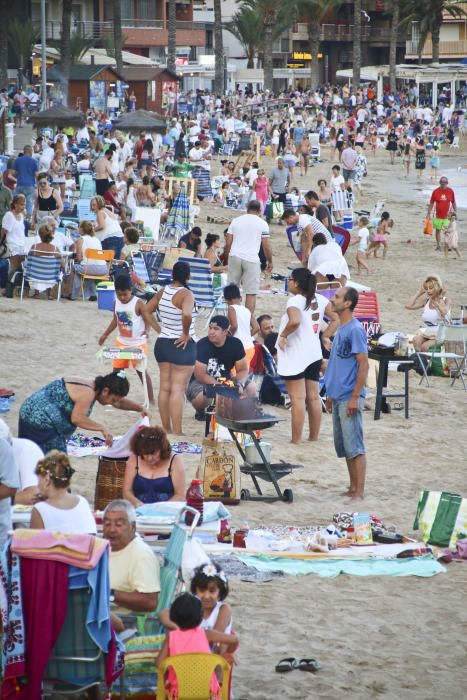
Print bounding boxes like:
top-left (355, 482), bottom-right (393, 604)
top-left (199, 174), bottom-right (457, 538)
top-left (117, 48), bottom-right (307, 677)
top-left (40, 0), bottom-right (47, 111)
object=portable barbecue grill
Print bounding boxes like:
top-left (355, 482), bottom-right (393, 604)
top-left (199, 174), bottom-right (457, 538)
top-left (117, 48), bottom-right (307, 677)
top-left (214, 393), bottom-right (302, 503)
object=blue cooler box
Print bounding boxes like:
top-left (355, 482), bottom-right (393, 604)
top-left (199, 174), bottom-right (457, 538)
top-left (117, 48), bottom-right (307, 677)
top-left (97, 282), bottom-right (115, 311)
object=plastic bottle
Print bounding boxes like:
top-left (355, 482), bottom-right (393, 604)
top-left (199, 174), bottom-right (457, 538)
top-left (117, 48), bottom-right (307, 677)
top-left (185, 479), bottom-right (204, 526)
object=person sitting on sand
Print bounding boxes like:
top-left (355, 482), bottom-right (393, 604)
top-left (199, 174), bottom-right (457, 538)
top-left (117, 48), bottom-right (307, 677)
top-left (405, 274), bottom-right (451, 351)
top-left (30, 451), bottom-right (97, 534)
top-left (122, 425), bottom-right (186, 506)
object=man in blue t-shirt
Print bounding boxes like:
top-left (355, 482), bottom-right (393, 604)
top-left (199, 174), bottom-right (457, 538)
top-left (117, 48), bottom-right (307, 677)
top-left (13, 145), bottom-right (38, 218)
top-left (323, 287), bottom-right (369, 500)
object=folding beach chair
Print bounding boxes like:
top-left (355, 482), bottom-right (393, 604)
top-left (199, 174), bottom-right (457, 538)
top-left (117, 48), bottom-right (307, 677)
top-left (332, 224), bottom-right (351, 255)
top-left (143, 249), bottom-right (166, 284)
top-left (79, 174), bottom-right (96, 198)
top-left (178, 256), bottom-right (218, 320)
top-left (20, 254), bottom-right (63, 302)
top-left (309, 132), bottom-right (321, 163)
top-left (118, 508), bottom-right (200, 699)
top-left (285, 224), bottom-right (303, 262)
top-left (42, 586), bottom-right (105, 697)
top-left (80, 249), bottom-right (114, 300)
top-left (331, 189), bottom-right (353, 230)
top-left (353, 291), bottom-right (379, 324)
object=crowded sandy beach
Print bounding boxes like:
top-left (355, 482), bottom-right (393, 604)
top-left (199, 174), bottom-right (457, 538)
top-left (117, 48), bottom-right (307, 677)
top-left (1, 85), bottom-right (467, 700)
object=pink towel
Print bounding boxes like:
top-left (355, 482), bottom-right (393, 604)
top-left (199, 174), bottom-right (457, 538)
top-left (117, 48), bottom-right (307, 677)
top-left (11, 529), bottom-right (108, 569)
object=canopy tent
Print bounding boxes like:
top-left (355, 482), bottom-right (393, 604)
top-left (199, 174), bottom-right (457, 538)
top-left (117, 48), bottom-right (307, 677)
top-left (112, 109), bottom-right (166, 134)
top-left (336, 63), bottom-right (467, 108)
top-left (31, 104), bottom-right (85, 129)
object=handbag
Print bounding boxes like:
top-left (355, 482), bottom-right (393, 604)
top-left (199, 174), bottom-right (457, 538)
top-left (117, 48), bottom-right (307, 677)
top-left (423, 218), bottom-right (433, 236)
top-left (271, 201), bottom-right (284, 219)
top-left (413, 490), bottom-right (467, 548)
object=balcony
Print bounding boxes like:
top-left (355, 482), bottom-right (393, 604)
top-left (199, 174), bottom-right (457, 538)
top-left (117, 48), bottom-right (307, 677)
top-left (34, 19), bottom-right (205, 47)
top-left (405, 38), bottom-right (467, 59)
top-left (292, 23), bottom-right (371, 42)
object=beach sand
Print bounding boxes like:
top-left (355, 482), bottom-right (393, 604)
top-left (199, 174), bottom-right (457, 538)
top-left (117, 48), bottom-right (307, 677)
top-left (2, 140), bottom-right (467, 699)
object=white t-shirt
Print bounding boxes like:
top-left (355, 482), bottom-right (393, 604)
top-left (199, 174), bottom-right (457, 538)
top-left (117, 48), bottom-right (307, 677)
top-left (228, 213), bottom-right (269, 264)
top-left (12, 438), bottom-right (43, 490)
top-left (276, 294), bottom-right (323, 376)
top-left (331, 174), bottom-right (345, 191)
top-left (358, 227), bottom-right (369, 250)
top-left (34, 495), bottom-right (97, 534)
top-left (2, 211), bottom-right (25, 255)
top-left (231, 304), bottom-right (253, 350)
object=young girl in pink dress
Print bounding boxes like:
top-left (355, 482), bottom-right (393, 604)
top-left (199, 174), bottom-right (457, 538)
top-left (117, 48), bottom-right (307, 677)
top-left (156, 593), bottom-right (238, 699)
top-left (251, 168), bottom-right (270, 215)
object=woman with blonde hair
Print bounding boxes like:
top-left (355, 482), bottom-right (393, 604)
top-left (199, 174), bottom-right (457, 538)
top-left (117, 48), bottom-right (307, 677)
top-left (66, 220), bottom-right (108, 300)
top-left (30, 450), bottom-right (97, 534)
top-left (405, 274), bottom-right (451, 351)
top-left (29, 223), bottom-right (62, 299)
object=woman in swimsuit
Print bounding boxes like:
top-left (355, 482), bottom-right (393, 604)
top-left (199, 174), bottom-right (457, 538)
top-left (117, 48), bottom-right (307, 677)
top-left (122, 425), bottom-right (186, 506)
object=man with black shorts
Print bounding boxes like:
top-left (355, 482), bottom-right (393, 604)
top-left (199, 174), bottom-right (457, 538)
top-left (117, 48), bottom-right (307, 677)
top-left (186, 316), bottom-right (250, 419)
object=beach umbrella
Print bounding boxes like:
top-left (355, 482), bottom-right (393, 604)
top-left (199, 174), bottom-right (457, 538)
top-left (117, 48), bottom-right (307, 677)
top-left (31, 104), bottom-right (85, 129)
top-left (165, 184), bottom-right (190, 240)
top-left (112, 109), bottom-right (166, 134)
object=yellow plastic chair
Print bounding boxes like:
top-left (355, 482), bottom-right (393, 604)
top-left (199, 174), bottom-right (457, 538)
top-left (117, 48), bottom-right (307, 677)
top-left (156, 653), bottom-right (230, 700)
top-left (79, 248), bottom-right (115, 300)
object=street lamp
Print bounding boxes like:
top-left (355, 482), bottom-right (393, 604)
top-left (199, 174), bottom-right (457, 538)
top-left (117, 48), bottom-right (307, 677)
top-left (40, 0), bottom-right (47, 111)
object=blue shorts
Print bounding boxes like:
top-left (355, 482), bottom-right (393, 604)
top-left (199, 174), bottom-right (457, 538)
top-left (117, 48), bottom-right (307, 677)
top-left (332, 397), bottom-right (366, 459)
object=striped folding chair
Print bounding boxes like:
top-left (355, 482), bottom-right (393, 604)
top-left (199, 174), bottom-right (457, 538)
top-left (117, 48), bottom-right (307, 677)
top-left (178, 256), bottom-right (219, 321)
top-left (20, 254), bottom-right (63, 302)
top-left (79, 174), bottom-right (96, 197)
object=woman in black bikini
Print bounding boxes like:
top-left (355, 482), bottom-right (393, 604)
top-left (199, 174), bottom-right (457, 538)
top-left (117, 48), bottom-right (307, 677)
top-left (122, 426), bottom-right (186, 506)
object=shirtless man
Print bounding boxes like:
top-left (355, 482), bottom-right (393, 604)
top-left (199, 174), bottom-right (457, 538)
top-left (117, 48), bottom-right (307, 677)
top-left (299, 135), bottom-right (312, 177)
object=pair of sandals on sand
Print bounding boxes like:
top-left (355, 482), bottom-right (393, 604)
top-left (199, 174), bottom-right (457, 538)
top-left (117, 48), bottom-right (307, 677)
top-left (275, 657), bottom-right (320, 673)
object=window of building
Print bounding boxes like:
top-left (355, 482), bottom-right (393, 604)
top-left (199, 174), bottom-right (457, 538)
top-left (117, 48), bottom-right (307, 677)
top-left (206, 29), bottom-right (213, 49)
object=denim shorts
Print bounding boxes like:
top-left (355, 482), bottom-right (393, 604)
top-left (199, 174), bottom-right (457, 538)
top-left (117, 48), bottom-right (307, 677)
top-left (332, 397), bottom-right (366, 459)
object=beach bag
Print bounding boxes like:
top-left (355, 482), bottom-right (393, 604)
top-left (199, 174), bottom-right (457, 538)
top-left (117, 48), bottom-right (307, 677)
top-left (196, 438), bottom-right (241, 505)
top-left (413, 490), bottom-right (467, 548)
top-left (423, 218), bottom-right (433, 236)
top-left (94, 457), bottom-right (126, 510)
top-left (271, 201), bottom-right (284, 220)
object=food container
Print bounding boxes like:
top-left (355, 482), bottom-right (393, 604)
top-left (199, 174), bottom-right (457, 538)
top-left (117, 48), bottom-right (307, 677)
top-left (245, 441), bottom-right (272, 464)
top-left (96, 282), bottom-right (116, 312)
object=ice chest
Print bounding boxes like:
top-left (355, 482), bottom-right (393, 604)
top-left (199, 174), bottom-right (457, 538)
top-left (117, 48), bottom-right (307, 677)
top-left (97, 282), bottom-right (115, 311)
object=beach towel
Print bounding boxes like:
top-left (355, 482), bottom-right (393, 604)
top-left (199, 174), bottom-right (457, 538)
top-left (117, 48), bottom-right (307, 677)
top-left (11, 530), bottom-right (107, 570)
top-left (236, 554), bottom-right (446, 578)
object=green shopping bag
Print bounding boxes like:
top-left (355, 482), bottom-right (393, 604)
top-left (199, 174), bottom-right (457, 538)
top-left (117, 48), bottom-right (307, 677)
top-left (413, 490), bottom-right (467, 548)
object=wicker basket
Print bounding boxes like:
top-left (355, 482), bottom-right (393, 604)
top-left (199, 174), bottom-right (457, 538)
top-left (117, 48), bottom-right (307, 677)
top-left (94, 457), bottom-right (127, 510)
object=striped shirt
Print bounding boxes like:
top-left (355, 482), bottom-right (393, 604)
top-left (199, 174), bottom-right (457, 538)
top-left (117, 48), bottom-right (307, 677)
top-left (159, 285), bottom-right (196, 339)
top-left (298, 214), bottom-right (333, 243)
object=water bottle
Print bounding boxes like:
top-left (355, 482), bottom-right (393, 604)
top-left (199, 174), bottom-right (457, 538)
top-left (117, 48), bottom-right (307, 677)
top-left (185, 479), bottom-right (204, 526)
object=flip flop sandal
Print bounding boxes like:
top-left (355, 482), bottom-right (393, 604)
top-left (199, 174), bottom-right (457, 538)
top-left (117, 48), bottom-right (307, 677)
top-left (275, 658), bottom-right (298, 673)
top-left (393, 402), bottom-right (404, 410)
top-left (298, 658), bottom-right (321, 673)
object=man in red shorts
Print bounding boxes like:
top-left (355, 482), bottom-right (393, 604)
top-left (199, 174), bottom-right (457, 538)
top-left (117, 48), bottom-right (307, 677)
top-left (427, 176), bottom-right (456, 251)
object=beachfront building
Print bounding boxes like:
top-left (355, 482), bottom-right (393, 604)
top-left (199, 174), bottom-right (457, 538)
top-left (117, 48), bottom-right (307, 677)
top-left (405, 8), bottom-right (467, 63)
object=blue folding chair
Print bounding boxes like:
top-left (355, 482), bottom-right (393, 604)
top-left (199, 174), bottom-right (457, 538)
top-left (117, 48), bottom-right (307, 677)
top-left (79, 174), bottom-right (96, 198)
top-left (20, 254), bottom-right (63, 302)
top-left (178, 256), bottom-right (220, 322)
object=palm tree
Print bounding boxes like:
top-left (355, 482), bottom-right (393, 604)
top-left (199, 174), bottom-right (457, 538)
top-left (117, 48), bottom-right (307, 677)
top-left (225, 6), bottom-right (261, 69)
top-left (241, 0), bottom-right (296, 93)
top-left (389, 0), bottom-right (400, 92)
top-left (296, 0), bottom-right (340, 91)
top-left (60, 0), bottom-right (73, 102)
top-left (353, 0), bottom-right (362, 89)
top-left (113, 0), bottom-right (124, 75)
top-left (400, 0), bottom-right (467, 63)
top-left (167, 0), bottom-right (176, 72)
top-left (0, 0), bottom-right (10, 89)
top-left (7, 18), bottom-right (39, 87)
top-left (51, 33), bottom-right (95, 63)
top-left (213, 0), bottom-right (224, 95)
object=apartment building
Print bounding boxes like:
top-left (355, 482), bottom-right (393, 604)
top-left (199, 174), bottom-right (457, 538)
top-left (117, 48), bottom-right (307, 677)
top-left (405, 5), bottom-right (467, 62)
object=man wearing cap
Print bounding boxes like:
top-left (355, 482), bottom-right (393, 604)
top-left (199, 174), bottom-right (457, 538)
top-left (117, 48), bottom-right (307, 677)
top-left (186, 315), bottom-right (251, 418)
top-left (427, 177), bottom-right (456, 251)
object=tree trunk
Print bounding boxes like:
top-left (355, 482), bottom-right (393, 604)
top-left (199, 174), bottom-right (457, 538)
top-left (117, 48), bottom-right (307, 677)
top-left (213, 0), bottom-right (224, 95)
top-left (432, 21), bottom-right (441, 63)
top-left (167, 0), bottom-right (176, 72)
top-left (247, 53), bottom-right (254, 69)
top-left (60, 0), bottom-right (73, 105)
top-left (0, 0), bottom-right (9, 89)
top-left (263, 22), bottom-right (274, 93)
top-left (389, 0), bottom-right (399, 92)
top-left (352, 0), bottom-right (362, 89)
top-left (308, 21), bottom-right (321, 92)
top-left (113, 0), bottom-right (124, 75)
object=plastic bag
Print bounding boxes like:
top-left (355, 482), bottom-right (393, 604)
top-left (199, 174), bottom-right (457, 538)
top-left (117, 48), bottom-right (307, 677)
top-left (423, 218), bottom-right (433, 236)
top-left (181, 537), bottom-right (210, 588)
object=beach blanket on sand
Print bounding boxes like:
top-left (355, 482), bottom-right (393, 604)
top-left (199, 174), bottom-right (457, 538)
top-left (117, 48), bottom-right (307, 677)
top-left (237, 554), bottom-right (446, 578)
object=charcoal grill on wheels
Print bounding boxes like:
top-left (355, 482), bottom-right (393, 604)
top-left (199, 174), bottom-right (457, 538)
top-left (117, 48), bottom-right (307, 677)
top-left (215, 412), bottom-right (302, 503)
